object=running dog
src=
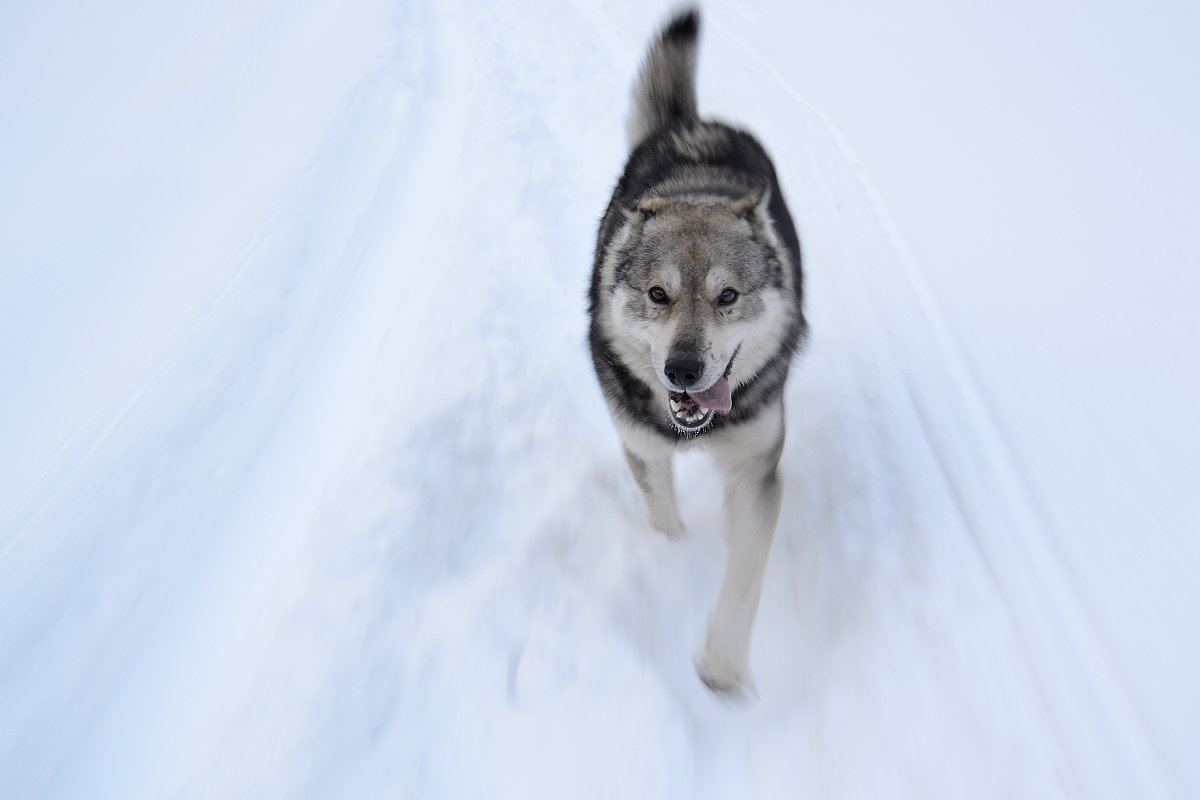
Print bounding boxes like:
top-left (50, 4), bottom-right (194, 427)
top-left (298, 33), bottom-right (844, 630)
top-left (588, 8), bottom-right (806, 692)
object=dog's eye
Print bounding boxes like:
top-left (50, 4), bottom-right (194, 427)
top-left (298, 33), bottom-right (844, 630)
top-left (648, 286), bottom-right (670, 304)
top-left (718, 288), bottom-right (739, 306)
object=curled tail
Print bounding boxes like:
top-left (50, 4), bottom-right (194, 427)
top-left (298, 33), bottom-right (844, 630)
top-left (627, 9), bottom-right (700, 151)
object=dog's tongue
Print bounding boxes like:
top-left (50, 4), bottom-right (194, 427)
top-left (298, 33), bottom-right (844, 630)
top-left (690, 377), bottom-right (732, 415)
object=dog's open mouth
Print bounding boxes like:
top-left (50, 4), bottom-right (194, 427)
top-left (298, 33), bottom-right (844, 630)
top-left (669, 391), bottom-right (716, 430)
top-left (666, 349), bottom-right (737, 432)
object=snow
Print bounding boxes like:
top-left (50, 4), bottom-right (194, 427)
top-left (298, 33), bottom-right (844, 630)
top-left (1, 0), bottom-right (1197, 797)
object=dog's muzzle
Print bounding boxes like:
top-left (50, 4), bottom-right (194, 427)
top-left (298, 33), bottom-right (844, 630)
top-left (665, 347), bottom-right (738, 433)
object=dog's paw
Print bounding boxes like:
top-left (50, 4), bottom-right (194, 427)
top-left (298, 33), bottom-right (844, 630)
top-left (695, 653), bottom-right (750, 696)
top-left (650, 513), bottom-right (687, 540)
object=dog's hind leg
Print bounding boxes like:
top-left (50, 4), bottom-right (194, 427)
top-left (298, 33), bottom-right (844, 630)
top-left (623, 439), bottom-right (685, 539)
top-left (697, 400), bottom-right (785, 693)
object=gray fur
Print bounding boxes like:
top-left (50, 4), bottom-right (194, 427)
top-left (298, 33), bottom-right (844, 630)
top-left (627, 9), bottom-right (700, 150)
top-left (623, 448), bottom-right (651, 495)
top-left (589, 8), bottom-right (806, 692)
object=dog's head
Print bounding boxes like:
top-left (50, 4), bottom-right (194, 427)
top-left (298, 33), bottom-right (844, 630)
top-left (602, 180), bottom-right (795, 433)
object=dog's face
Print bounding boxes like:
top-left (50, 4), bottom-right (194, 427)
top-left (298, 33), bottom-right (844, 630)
top-left (603, 191), bottom-right (793, 433)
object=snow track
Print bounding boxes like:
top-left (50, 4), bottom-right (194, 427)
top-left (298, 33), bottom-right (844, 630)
top-left (1, 0), bottom-right (1196, 797)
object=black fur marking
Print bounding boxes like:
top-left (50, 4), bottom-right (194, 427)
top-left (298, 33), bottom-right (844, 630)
top-left (663, 9), bottom-right (699, 44)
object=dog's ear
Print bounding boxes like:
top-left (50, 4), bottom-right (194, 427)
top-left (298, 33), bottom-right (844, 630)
top-left (727, 177), bottom-right (770, 217)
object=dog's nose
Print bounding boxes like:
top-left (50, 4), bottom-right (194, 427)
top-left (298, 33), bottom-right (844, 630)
top-left (665, 355), bottom-right (704, 389)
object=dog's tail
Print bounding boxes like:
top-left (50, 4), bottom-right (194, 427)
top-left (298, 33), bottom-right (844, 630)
top-left (627, 8), bottom-right (700, 151)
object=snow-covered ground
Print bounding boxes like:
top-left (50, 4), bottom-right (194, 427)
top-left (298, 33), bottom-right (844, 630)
top-left (2, 0), bottom-right (1197, 797)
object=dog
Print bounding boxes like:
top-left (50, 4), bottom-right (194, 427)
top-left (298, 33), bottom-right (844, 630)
top-left (588, 8), bottom-right (806, 692)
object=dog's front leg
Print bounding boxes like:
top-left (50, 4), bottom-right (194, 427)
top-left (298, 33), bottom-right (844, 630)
top-left (697, 403), bottom-right (785, 692)
top-left (623, 439), bottom-right (685, 539)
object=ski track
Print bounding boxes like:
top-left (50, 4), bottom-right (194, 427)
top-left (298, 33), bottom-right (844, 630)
top-left (0, 0), bottom-right (1195, 797)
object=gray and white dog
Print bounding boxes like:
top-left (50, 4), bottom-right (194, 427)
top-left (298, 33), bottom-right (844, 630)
top-left (588, 9), bottom-right (806, 692)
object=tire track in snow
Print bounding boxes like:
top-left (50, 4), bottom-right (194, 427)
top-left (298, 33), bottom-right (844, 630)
top-left (174, 0), bottom-right (499, 792)
top-left (0, 1), bottom-right (438, 793)
top-left (711, 8), bottom-right (1175, 794)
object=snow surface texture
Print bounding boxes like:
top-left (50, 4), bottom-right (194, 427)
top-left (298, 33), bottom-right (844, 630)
top-left (2, 0), bottom-right (1198, 797)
